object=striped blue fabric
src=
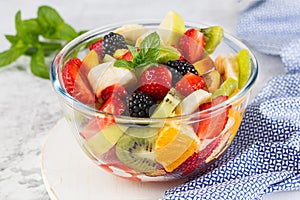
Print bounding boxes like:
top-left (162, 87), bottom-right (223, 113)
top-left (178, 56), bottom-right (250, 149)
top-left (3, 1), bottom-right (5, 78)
top-left (162, 1), bottom-right (300, 199)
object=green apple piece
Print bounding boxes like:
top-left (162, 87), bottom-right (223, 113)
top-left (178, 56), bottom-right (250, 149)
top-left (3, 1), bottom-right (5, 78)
top-left (86, 124), bottom-right (127, 156)
top-left (237, 49), bottom-right (251, 89)
top-left (125, 127), bottom-right (160, 138)
top-left (212, 77), bottom-right (238, 99)
top-left (102, 54), bottom-right (116, 63)
top-left (157, 10), bottom-right (185, 45)
top-left (157, 44), bottom-right (181, 64)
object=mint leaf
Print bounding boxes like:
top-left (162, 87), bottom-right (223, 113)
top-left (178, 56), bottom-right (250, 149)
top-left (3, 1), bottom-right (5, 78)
top-left (37, 6), bottom-right (77, 41)
top-left (37, 6), bottom-right (64, 29)
top-left (30, 48), bottom-right (50, 79)
top-left (5, 35), bottom-right (19, 45)
top-left (114, 60), bottom-right (134, 70)
top-left (15, 11), bottom-right (40, 44)
top-left (0, 5), bottom-right (85, 79)
top-left (127, 45), bottom-right (139, 58)
top-left (139, 32), bottom-right (160, 59)
top-left (53, 23), bottom-right (78, 42)
top-left (0, 43), bottom-right (27, 67)
top-left (157, 44), bottom-right (180, 63)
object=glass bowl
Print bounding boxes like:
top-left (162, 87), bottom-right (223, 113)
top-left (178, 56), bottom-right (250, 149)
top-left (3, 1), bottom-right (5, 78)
top-left (50, 20), bottom-right (258, 182)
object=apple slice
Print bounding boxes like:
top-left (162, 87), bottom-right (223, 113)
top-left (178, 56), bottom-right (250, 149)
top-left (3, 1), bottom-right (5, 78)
top-left (87, 62), bottom-right (137, 99)
top-left (176, 89), bottom-right (212, 115)
top-left (212, 77), bottom-right (238, 99)
top-left (86, 124), bottom-right (127, 157)
top-left (157, 10), bottom-right (185, 46)
top-left (237, 49), bottom-right (251, 89)
top-left (80, 50), bottom-right (100, 77)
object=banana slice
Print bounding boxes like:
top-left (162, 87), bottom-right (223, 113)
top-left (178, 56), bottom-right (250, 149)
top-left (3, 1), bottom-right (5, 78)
top-left (215, 54), bottom-right (239, 82)
top-left (87, 62), bottom-right (137, 99)
top-left (176, 89), bottom-right (212, 115)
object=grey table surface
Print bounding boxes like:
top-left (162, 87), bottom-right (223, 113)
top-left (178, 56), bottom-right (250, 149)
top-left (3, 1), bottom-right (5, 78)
top-left (0, 0), bottom-right (289, 199)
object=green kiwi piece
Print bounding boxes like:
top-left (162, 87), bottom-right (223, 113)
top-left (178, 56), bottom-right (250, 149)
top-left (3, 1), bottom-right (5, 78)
top-left (237, 49), bottom-right (251, 89)
top-left (199, 26), bottom-right (224, 54)
top-left (116, 134), bottom-right (158, 173)
top-left (150, 88), bottom-right (182, 118)
top-left (125, 127), bottom-right (160, 138)
top-left (212, 77), bottom-right (238, 99)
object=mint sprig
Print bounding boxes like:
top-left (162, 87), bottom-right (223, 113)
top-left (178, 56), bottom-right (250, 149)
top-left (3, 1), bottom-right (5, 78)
top-left (0, 6), bottom-right (85, 79)
top-left (114, 32), bottom-right (160, 70)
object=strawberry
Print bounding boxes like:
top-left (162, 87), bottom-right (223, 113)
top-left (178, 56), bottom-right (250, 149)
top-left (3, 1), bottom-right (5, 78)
top-left (175, 72), bottom-right (205, 96)
top-left (62, 57), bottom-right (96, 104)
top-left (89, 39), bottom-right (103, 61)
top-left (122, 51), bottom-right (133, 61)
top-left (180, 29), bottom-right (205, 63)
top-left (100, 95), bottom-right (126, 115)
top-left (80, 116), bottom-right (115, 139)
top-left (172, 136), bottom-right (221, 176)
top-left (101, 84), bottom-right (128, 102)
top-left (138, 65), bottom-right (172, 100)
top-left (197, 96), bottom-right (229, 139)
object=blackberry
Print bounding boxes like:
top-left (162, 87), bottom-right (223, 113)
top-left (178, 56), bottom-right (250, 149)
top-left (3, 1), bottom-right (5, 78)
top-left (126, 91), bottom-right (155, 118)
top-left (102, 32), bottom-right (128, 57)
top-left (166, 60), bottom-right (198, 85)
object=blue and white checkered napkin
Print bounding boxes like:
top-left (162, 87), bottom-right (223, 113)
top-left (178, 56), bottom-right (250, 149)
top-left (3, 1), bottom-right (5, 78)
top-left (162, 1), bottom-right (300, 199)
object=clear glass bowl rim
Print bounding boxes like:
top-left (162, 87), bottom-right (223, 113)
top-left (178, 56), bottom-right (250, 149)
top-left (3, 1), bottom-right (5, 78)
top-left (50, 19), bottom-right (258, 124)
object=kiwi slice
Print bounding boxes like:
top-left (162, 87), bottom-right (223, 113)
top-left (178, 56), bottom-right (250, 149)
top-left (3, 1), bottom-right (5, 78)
top-left (116, 134), bottom-right (158, 173)
top-left (199, 26), bottom-right (224, 54)
top-left (150, 88), bottom-right (182, 118)
top-left (125, 127), bottom-right (160, 138)
top-left (237, 49), bottom-right (251, 89)
top-left (203, 70), bottom-right (222, 93)
top-left (212, 77), bottom-right (238, 99)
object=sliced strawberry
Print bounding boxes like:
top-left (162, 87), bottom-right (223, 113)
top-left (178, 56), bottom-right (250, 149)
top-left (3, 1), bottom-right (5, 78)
top-left (138, 65), bottom-right (172, 100)
top-left (122, 51), bottom-right (133, 61)
top-left (80, 116), bottom-right (115, 139)
top-left (62, 58), bottom-right (96, 104)
top-left (197, 96), bottom-right (229, 139)
top-left (101, 84), bottom-right (128, 102)
top-left (175, 72), bottom-right (205, 96)
top-left (100, 95), bottom-right (126, 115)
top-left (172, 136), bottom-right (221, 176)
top-left (180, 29), bottom-right (205, 63)
top-left (89, 39), bottom-right (103, 61)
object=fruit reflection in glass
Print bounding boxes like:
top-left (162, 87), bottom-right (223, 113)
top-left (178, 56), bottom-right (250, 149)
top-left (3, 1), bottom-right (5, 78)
top-left (51, 11), bottom-right (258, 182)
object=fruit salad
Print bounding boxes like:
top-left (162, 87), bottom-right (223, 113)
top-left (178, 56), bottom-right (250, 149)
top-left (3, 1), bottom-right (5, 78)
top-left (60, 11), bottom-right (253, 181)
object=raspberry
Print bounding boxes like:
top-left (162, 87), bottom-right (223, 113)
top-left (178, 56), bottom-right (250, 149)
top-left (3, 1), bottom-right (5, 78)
top-left (102, 32), bottom-right (127, 57)
top-left (126, 91), bottom-right (155, 118)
